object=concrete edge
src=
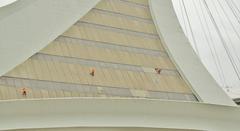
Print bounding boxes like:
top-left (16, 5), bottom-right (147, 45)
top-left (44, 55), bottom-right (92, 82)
top-left (0, 0), bottom-right (100, 76)
top-left (0, 98), bottom-right (239, 131)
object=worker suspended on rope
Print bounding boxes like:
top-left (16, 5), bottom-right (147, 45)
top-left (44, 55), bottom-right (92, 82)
top-left (90, 68), bottom-right (95, 76)
top-left (21, 87), bottom-right (27, 96)
top-left (155, 68), bottom-right (162, 74)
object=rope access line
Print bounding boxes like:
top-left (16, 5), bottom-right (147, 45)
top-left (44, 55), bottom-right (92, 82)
top-left (217, 0), bottom-right (240, 41)
top-left (211, 0), bottom-right (240, 79)
top-left (181, 0), bottom-right (200, 56)
top-left (179, 0), bottom-right (188, 36)
top-left (195, 0), bottom-right (227, 86)
top-left (229, 0), bottom-right (240, 16)
top-left (225, 0), bottom-right (240, 26)
top-left (202, 0), bottom-right (240, 80)
top-left (212, 0), bottom-right (240, 70)
top-left (215, 0), bottom-right (240, 74)
top-left (198, 0), bottom-right (227, 86)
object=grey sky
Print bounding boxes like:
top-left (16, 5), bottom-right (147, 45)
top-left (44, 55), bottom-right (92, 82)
top-left (172, 0), bottom-right (240, 98)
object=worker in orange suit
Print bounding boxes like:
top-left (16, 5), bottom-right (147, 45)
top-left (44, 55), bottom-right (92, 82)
top-left (155, 68), bottom-right (162, 74)
top-left (20, 87), bottom-right (27, 96)
top-left (90, 68), bottom-right (95, 76)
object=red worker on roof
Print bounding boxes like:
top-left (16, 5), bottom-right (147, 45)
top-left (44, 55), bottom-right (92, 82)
top-left (155, 68), bottom-right (162, 74)
top-left (21, 87), bottom-right (27, 96)
top-left (90, 68), bottom-right (95, 76)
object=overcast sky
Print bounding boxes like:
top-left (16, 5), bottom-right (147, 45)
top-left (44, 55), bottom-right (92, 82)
top-left (172, 0), bottom-right (240, 98)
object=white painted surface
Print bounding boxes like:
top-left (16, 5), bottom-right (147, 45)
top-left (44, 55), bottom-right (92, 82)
top-left (172, 1), bottom-right (240, 96)
top-left (0, 0), bottom-right (17, 8)
top-left (149, 0), bottom-right (236, 106)
top-left (0, 0), bottom-right (100, 76)
top-left (13, 127), bottom-right (196, 131)
top-left (0, 98), bottom-right (239, 131)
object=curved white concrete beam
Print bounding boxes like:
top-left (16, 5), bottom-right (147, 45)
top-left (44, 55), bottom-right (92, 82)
top-left (12, 127), bottom-right (199, 131)
top-left (0, 0), bottom-right (17, 8)
top-left (0, 0), bottom-right (100, 76)
top-left (149, 0), bottom-right (235, 106)
top-left (0, 98), bottom-right (239, 131)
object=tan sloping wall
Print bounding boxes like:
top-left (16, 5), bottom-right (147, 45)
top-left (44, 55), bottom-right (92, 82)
top-left (0, 0), bottom-right (196, 101)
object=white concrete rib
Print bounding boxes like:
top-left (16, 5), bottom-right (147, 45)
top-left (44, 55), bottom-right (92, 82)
top-left (0, 0), bottom-right (100, 77)
top-left (0, 98), bottom-right (239, 131)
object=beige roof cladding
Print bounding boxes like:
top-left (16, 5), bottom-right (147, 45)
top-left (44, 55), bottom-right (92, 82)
top-left (0, 0), bottom-right (196, 101)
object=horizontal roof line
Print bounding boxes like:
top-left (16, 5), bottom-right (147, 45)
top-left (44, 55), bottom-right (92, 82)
top-left (0, 76), bottom-right (195, 101)
top-left (57, 36), bottom-right (168, 57)
top-left (119, 0), bottom-right (149, 8)
top-left (34, 53), bottom-right (177, 75)
top-left (75, 21), bottom-right (159, 39)
top-left (93, 8), bottom-right (153, 23)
